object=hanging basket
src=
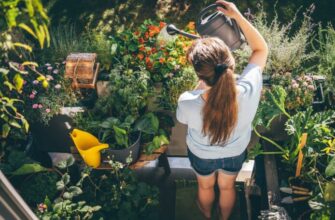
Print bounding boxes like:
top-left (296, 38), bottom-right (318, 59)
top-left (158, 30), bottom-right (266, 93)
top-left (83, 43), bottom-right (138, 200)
top-left (65, 53), bottom-right (99, 89)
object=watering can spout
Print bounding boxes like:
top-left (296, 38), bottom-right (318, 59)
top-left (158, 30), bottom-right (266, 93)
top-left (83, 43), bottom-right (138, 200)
top-left (70, 129), bottom-right (108, 168)
top-left (166, 23), bottom-right (199, 39)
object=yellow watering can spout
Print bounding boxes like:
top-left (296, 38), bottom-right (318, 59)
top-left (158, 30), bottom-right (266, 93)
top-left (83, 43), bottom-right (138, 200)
top-left (70, 129), bottom-right (108, 168)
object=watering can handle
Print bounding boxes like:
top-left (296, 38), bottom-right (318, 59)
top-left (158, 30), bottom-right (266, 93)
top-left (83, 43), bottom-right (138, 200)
top-left (197, 4), bottom-right (226, 27)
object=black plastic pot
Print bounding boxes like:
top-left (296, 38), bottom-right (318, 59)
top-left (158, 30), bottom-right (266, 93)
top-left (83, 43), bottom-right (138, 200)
top-left (103, 132), bottom-right (141, 164)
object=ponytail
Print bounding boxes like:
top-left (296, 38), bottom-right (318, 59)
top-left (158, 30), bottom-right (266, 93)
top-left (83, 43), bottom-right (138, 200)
top-left (187, 37), bottom-right (238, 145)
top-left (202, 68), bottom-right (238, 145)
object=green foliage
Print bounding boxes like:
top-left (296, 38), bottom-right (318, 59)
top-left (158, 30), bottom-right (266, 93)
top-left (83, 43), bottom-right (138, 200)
top-left (162, 66), bottom-right (197, 110)
top-left (0, 0), bottom-right (50, 48)
top-left (254, 85), bottom-right (289, 129)
top-left (97, 64), bottom-right (149, 120)
top-left (99, 116), bottom-right (135, 149)
top-left (80, 160), bottom-right (159, 220)
top-left (314, 24), bottom-right (335, 99)
top-left (20, 172), bottom-right (59, 206)
top-left (325, 157), bottom-right (335, 178)
top-left (235, 4), bottom-right (316, 75)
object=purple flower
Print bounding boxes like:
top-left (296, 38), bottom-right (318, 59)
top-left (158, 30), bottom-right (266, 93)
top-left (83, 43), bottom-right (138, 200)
top-left (32, 104), bottom-right (38, 109)
top-left (53, 69), bottom-right (59, 74)
top-left (45, 108), bottom-right (51, 113)
top-left (33, 80), bottom-right (39, 85)
top-left (54, 84), bottom-right (61, 89)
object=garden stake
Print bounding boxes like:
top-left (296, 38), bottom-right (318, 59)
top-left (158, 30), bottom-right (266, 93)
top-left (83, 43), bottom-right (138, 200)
top-left (295, 133), bottom-right (308, 177)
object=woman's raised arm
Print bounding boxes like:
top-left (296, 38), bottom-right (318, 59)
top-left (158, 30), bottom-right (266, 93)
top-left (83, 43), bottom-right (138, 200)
top-left (216, 1), bottom-right (268, 72)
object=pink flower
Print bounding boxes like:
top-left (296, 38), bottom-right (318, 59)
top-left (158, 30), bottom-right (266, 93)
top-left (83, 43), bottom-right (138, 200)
top-left (53, 69), bottom-right (59, 74)
top-left (45, 108), bottom-right (51, 113)
top-left (46, 75), bottom-right (54, 81)
top-left (45, 63), bottom-right (51, 67)
top-left (54, 84), bottom-right (61, 89)
top-left (302, 82), bottom-right (308, 87)
top-left (37, 203), bottom-right (47, 213)
top-left (308, 85), bottom-right (315, 90)
top-left (32, 90), bottom-right (37, 95)
top-left (33, 80), bottom-right (39, 85)
top-left (29, 94), bottom-right (35, 99)
top-left (38, 104), bottom-right (43, 109)
top-left (32, 104), bottom-right (38, 109)
top-left (291, 79), bottom-right (297, 84)
top-left (292, 83), bottom-right (299, 89)
top-left (47, 66), bottom-right (53, 71)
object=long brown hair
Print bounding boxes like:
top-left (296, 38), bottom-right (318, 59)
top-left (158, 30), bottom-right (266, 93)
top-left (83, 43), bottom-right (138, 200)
top-left (187, 37), bottom-right (238, 145)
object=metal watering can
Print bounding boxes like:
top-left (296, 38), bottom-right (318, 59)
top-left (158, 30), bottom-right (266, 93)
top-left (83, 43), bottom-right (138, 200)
top-left (166, 3), bottom-right (245, 51)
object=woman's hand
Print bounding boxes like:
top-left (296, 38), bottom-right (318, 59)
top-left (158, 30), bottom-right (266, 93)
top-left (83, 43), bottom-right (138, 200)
top-left (215, 1), bottom-right (242, 19)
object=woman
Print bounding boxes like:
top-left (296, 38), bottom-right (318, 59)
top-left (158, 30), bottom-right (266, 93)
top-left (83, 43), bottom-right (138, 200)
top-left (176, 1), bottom-right (268, 219)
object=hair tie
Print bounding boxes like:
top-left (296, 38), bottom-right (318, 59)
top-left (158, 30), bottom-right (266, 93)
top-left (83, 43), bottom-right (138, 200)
top-left (215, 63), bottom-right (228, 76)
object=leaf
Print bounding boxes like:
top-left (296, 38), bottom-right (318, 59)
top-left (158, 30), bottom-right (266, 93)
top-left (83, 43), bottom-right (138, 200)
top-left (56, 155), bottom-right (74, 169)
top-left (21, 61), bottom-right (38, 67)
top-left (134, 113), bottom-right (159, 134)
top-left (62, 173), bottom-right (70, 185)
top-left (2, 123), bottom-right (11, 138)
top-left (13, 43), bottom-right (32, 52)
top-left (13, 74), bottom-right (24, 92)
top-left (325, 157), bottom-right (335, 177)
top-left (324, 182), bottom-right (335, 202)
top-left (68, 186), bottom-right (83, 196)
top-left (62, 192), bottom-right (73, 200)
top-left (113, 125), bottom-right (128, 147)
top-left (56, 180), bottom-right (65, 190)
top-left (111, 43), bottom-right (118, 55)
top-left (18, 23), bottom-right (38, 39)
top-left (11, 163), bottom-right (47, 175)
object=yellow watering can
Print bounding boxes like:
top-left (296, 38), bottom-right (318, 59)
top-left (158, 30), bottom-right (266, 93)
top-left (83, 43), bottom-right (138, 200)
top-left (70, 129), bottom-right (108, 168)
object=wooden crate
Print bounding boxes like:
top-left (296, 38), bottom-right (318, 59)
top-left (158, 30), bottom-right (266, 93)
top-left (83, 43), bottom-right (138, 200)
top-left (65, 53), bottom-right (99, 89)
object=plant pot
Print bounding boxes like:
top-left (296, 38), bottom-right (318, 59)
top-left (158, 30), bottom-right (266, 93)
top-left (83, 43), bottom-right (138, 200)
top-left (103, 132), bottom-right (141, 164)
top-left (256, 114), bottom-right (290, 142)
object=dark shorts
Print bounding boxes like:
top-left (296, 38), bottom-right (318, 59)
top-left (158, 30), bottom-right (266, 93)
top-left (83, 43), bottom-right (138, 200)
top-left (187, 148), bottom-right (247, 176)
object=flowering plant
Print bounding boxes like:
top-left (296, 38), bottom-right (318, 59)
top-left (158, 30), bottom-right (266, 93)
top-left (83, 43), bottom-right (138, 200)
top-left (21, 62), bottom-right (78, 124)
top-left (271, 72), bottom-right (315, 111)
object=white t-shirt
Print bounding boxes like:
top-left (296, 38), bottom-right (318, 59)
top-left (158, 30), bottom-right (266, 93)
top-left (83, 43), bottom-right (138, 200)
top-left (176, 63), bottom-right (262, 159)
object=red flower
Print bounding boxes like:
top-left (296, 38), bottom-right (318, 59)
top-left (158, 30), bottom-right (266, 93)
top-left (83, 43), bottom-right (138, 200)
top-left (148, 25), bottom-right (160, 37)
top-left (139, 38), bottom-right (145, 44)
top-left (144, 32), bottom-right (149, 39)
top-left (139, 45), bottom-right (146, 51)
top-left (137, 53), bottom-right (144, 60)
top-left (151, 47), bottom-right (157, 53)
top-left (134, 31), bottom-right (140, 36)
top-left (159, 57), bottom-right (165, 64)
top-left (159, 21), bottom-right (166, 29)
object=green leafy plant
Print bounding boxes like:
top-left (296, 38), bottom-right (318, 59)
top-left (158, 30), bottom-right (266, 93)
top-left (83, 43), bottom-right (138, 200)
top-left (36, 156), bottom-right (101, 220)
top-left (80, 159), bottom-right (159, 220)
top-left (314, 24), bottom-right (335, 103)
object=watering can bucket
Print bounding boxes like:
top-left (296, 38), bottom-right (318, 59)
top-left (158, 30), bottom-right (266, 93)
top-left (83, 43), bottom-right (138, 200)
top-left (70, 129), bottom-right (108, 168)
top-left (166, 3), bottom-right (245, 51)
